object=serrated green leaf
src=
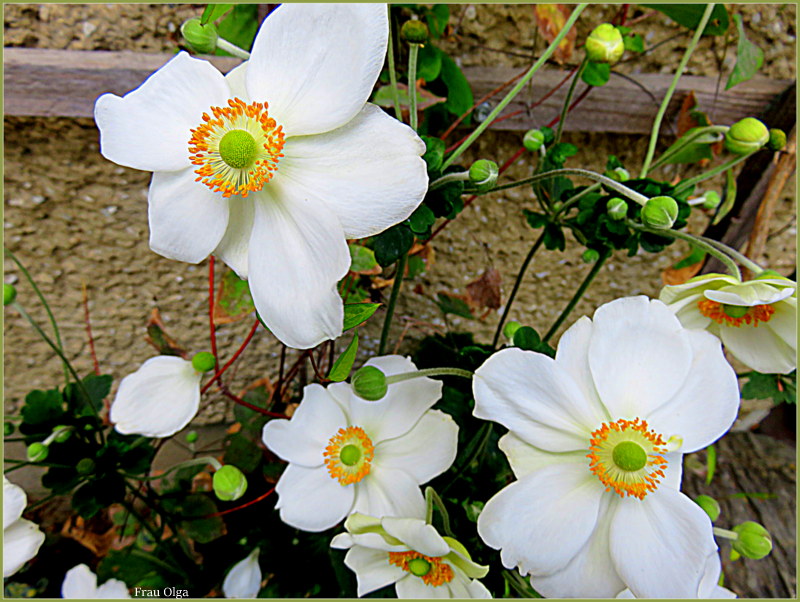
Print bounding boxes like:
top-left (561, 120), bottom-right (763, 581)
top-left (21, 389), bottom-right (64, 425)
top-left (726, 14), bottom-right (764, 90)
top-left (581, 61), bottom-right (610, 87)
top-left (328, 331), bottom-right (359, 382)
top-left (201, 4), bottom-right (233, 25)
top-left (343, 303), bottom-right (381, 331)
top-left (348, 244), bottom-right (379, 274)
top-left (643, 4), bottom-right (729, 36)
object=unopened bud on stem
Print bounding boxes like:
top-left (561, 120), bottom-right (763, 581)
top-left (469, 160), bottom-right (499, 192)
top-left (181, 18), bottom-right (219, 54)
top-left (351, 366), bottom-right (388, 401)
top-left (401, 19), bottom-right (429, 44)
top-left (585, 23), bottom-right (624, 65)
top-left (641, 196), bottom-right (679, 230)
top-left (725, 117), bottom-right (769, 155)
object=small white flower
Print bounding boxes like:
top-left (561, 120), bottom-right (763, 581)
top-left (617, 551), bottom-right (736, 598)
top-left (331, 513), bottom-right (491, 598)
top-left (94, 3), bottom-right (428, 350)
top-left (660, 273), bottom-right (796, 374)
top-left (110, 356), bottom-right (202, 438)
top-left (3, 477), bottom-right (45, 578)
top-left (472, 296), bottom-right (740, 598)
top-left (62, 564), bottom-right (131, 598)
top-left (262, 356), bottom-right (458, 532)
top-left (222, 548), bottom-right (262, 598)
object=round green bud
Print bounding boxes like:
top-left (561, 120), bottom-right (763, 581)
top-left (27, 442), bottom-right (49, 462)
top-left (468, 160), bottom-right (499, 192)
top-left (503, 321), bottom-right (522, 340)
top-left (523, 129), bottom-right (546, 152)
top-left (604, 166), bottom-right (630, 182)
top-left (76, 458), bottom-right (97, 475)
top-left (701, 190), bottom-right (721, 210)
top-left (767, 128), bottom-right (787, 151)
top-left (732, 521), bottom-right (772, 560)
top-left (192, 351), bottom-right (217, 373)
top-left (641, 196), bottom-right (679, 230)
top-left (4, 283), bottom-right (17, 306)
top-left (694, 495), bottom-right (721, 522)
top-left (400, 19), bottom-right (429, 44)
top-left (607, 197), bottom-right (628, 221)
top-left (351, 366), bottom-right (388, 401)
top-left (185, 431), bottom-right (199, 444)
top-left (180, 18), bottom-right (219, 54)
top-left (582, 249), bottom-right (601, 264)
top-left (725, 117), bottom-right (769, 154)
top-left (585, 23), bottom-right (624, 65)
top-left (52, 425), bottom-right (72, 443)
top-left (4, 422), bottom-right (15, 437)
top-left (213, 465), bottom-right (248, 502)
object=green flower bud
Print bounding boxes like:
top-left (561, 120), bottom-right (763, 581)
top-left (732, 521), bottom-right (772, 560)
top-left (523, 129), bottom-right (546, 152)
top-left (701, 191), bottom-right (721, 210)
top-left (4, 283), bottom-right (17, 306)
top-left (607, 197), bottom-right (628, 221)
top-left (76, 458), bottom-right (96, 475)
top-left (694, 495), bottom-right (720, 522)
top-left (604, 166), bottom-right (630, 182)
top-left (4, 422), bottom-right (14, 437)
top-left (180, 18), bottom-right (219, 54)
top-left (400, 19), bottom-right (429, 44)
top-left (52, 425), bottom-right (72, 443)
top-left (582, 249), bottom-right (600, 264)
top-left (185, 431), bottom-right (199, 444)
top-left (585, 23), bottom-right (624, 65)
top-left (213, 465), bottom-right (248, 501)
top-left (502, 321), bottom-right (522, 340)
top-left (767, 128), bottom-right (787, 151)
top-left (468, 160), bottom-right (499, 192)
top-left (27, 442), bottom-right (49, 462)
top-left (351, 366), bottom-right (388, 401)
top-left (725, 117), bottom-right (769, 154)
top-left (641, 196), bottom-right (679, 230)
top-left (192, 351), bottom-right (217, 373)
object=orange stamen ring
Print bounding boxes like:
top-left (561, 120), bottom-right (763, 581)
top-left (698, 299), bottom-right (775, 328)
top-left (388, 551), bottom-right (454, 587)
top-left (324, 426), bottom-right (374, 485)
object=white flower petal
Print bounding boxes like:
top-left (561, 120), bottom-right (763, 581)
top-left (477, 462), bottom-right (605, 576)
top-left (473, 348), bottom-right (599, 452)
top-left (274, 464), bottom-right (353, 532)
top-left (62, 564), bottom-right (98, 598)
top-left (280, 104), bottom-right (427, 238)
top-left (95, 579), bottom-right (131, 599)
top-left (4, 478), bottom-right (26, 530)
top-left (497, 433), bottom-right (586, 480)
top-left (344, 546), bottom-right (405, 597)
top-left (224, 63), bottom-right (248, 99)
top-left (705, 283), bottom-right (794, 306)
top-left (247, 182), bottom-right (349, 349)
top-left (554, 315), bottom-right (610, 419)
top-left (110, 356), bottom-right (201, 438)
top-left (698, 551), bottom-right (736, 598)
top-left (213, 196), bottom-right (255, 279)
top-left (95, 52), bottom-right (230, 172)
top-left (374, 410), bottom-right (458, 484)
top-left (246, 4), bottom-right (388, 137)
top-left (396, 574), bottom-right (451, 599)
top-left (610, 487), bottom-right (716, 598)
top-left (589, 296), bottom-right (693, 419)
top-left (352, 465), bottom-right (426, 521)
top-left (530, 495), bottom-right (626, 598)
top-left (465, 578), bottom-right (493, 598)
top-left (659, 274), bottom-right (737, 305)
top-left (148, 170), bottom-right (230, 264)
top-left (3, 518), bottom-right (45, 577)
top-left (660, 452), bottom-right (684, 490)
top-left (646, 329), bottom-right (739, 453)
top-left (262, 384), bottom-right (347, 467)
top-left (380, 517), bottom-right (450, 557)
top-left (767, 298), bottom-right (797, 351)
top-left (222, 548), bottom-right (262, 599)
top-left (720, 319), bottom-right (796, 374)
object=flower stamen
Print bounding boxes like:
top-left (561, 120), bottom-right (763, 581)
top-left (698, 299), bottom-right (775, 328)
top-left (324, 426), bottom-right (374, 485)
top-left (388, 551), bottom-right (454, 587)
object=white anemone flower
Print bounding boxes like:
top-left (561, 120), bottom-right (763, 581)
top-left (3, 477), bottom-right (45, 577)
top-left (62, 564), bottom-right (131, 599)
top-left (94, 4), bottom-right (428, 350)
top-left (617, 550), bottom-right (736, 598)
top-left (222, 548), bottom-right (262, 598)
top-left (472, 296), bottom-right (740, 598)
top-left (262, 356), bottom-right (458, 532)
top-left (660, 272), bottom-right (796, 374)
top-left (110, 356), bottom-right (202, 438)
top-left (331, 513), bottom-right (491, 598)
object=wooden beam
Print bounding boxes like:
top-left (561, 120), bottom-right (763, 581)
top-left (3, 48), bottom-right (793, 136)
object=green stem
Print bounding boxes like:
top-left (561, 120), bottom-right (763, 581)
top-left (408, 43), bottom-right (420, 131)
top-left (695, 234), bottom-right (766, 275)
top-left (378, 252), bottom-right (407, 355)
top-left (556, 182), bottom-right (602, 216)
top-left (440, 422), bottom-right (493, 495)
top-left (5, 248), bottom-right (68, 384)
top-left (492, 230), bottom-right (547, 348)
top-left (424, 487), bottom-right (453, 537)
top-left (674, 152), bottom-right (755, 196)
top-left (121, 456), bottom-right (222, 481)
top-left (713, 526), bottom-right (739, 541)
top-left (649, 125), bottom-right (729, 172)
top-left (386, 13), bottom-right (404, 121)
top-left (640, 3), bottom-right (716, 178)
top-left (442, 4), bottom-right (588, 170)
top-left (215, 37), bottom-right (250, 60)
top-left (543, 249), bottom-right (610, 343)
top-left (503, 569), bottom-right (541, 598)
top-left (555, 56), bottom-right (588, 145)
top-left (386, 367), bottom-right (474, 385)
top-left (429, 171), bottom-right (471, 190)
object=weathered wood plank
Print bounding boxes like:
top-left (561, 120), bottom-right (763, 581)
top-left (3, 47), bottom-right (793, 136)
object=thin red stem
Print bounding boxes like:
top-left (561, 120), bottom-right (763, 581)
top-left (208, 256), bottom-right (219, 367)
top-left (201, 318), bottom-right (260, 395)
top-left (203, 486), bottom-right (276, 518)
top-left (221, 388), bottom-right (287, 418)
top-left (81, 283), bottom-right (100, 376)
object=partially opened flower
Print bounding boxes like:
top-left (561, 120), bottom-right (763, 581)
top-left (62, 564), bottom-right (130, 599)
top-left (473, 296), bottom-right (740, 598)
top-left (617, 551), bottom-right (735, 598)
top-left (262, 356), bottom-right (458, 532)
top-left (222, 548), bottom-right (262, 598)
top-left (94, 4), bottom-right (428, 349)
top-left (660, 273), bottom-right (796, 374)
top-left (3, 477), bottom-right (45, 577)
top-left (331, 513), bottom-right (491, 598)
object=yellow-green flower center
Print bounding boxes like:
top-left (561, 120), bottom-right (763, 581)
top-left (612, 440), bottom-right (648, 472)
top-left (218, 129), bottom-right (258, 169)
top-left (722, 304), bottom-right (749, 319)
top-left (408, 558), bottom-right (431, 577)
top-left (339, 444), bottom-right (361, 467)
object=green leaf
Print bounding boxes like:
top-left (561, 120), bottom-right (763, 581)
top-left (328, 331), bottom-right (359, 382)
top-left (660, 127), bottom-right (718, 165)
top-left (421, 136), bottom-right (446, 172)
top-left (741, 370), bottom-right (796, 405)
top-left (216, 4), bottom-right (258, 55)
top-left (177, 494), bottom-right (226, 544)
top-left (523, 210), bottom-right (549, 229)
top-left (705, 444), bottom-right (716, 485)
top-left (425, 4), bottom-right (450, 38)
top-left (406, 255), bottom-right (426, 278)
top-left (343, 303), bottom-right (381, 331)
top-left (643, 4), bottom-right (730, 36)
top-left (623, 33), bottom-right (645, 53)
top-left (348, 244), bottom-right (379, 274)
top-left (581, 61), bottom-right (610, 87)
top-left (672, 245), bottom-right (707, 270)
top-left (726, 14), bottom-right (764, 90)
top-left (214, 270), bottom-right (255, 324)
top-left (435, 293), bottom-right (474, 320)
top-left (713, 169), bottom-right (737, 225)
top-left (543, 223), bottom-right (566, 251)
top-left (64, 373), bottom-right (113, 416)
top-left (417, 43), bottom-right (442, 81)
top-left (729, 491), bottom-right (778, 500)
top-left (98, 548), bottom-right (171, 590)
top-left (408, 204), bottom-right (436, 236)
top-left (224, 433), bottom-right (262, 473)
top-left (200, 3), bottom-right (233, 25)
top-left (374, 224), bottom-right (415, 267)
top-left (372, 85), bottom-right (444, 110)
top-left (21, 389), bottom-right (65, 426)
top-left (439, 52), bottom-right (474, 117)
top-left (512, 326), bottom-right (541, 351)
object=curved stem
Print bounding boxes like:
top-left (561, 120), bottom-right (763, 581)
top-left (201, 318), bottom-right (260, 394)
top-left (696, 234), bottom-right (766, 275)
top-left (378, 253), bottom-right (407, 356)
top-left (386, 13), bottom-right (404, 121)
top-left (492, 230), bottom-right (547, 348)
top-left (385, 367), bottom-right (473, 385)
top-left (674, 151), bottom-right (755, 196)
top-left (555, 56), bottom-right (588, 145)
top-left (713, 527), bottom-right (739, 540)
top-left (430, 171), bottom-right (471, 190)
top-left (424, 487), bottom-right (453, 537)
top-left (650, 125), bottom-right (729, 172)
top-left (640, 3), bottom-right (716, 178)
top-left (215, 37), bottom-right (250, 60)
top-left (408, 43), bottom-right (420, 131)
top-left (556, 182), bottom-right (602, 217)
